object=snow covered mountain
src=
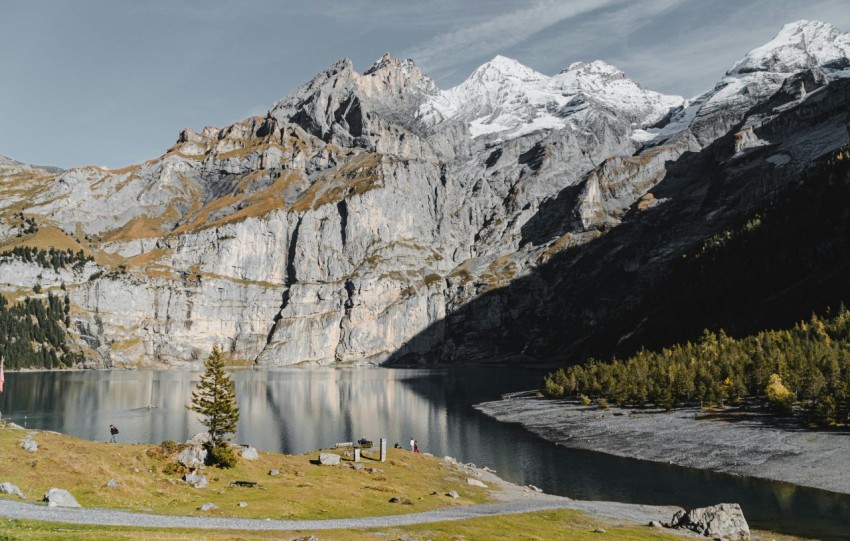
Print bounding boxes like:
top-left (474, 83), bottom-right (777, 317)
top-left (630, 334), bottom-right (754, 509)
top-left (1, 20), bottom-right (849, 368)
top-left (419, 55), bottom-right (683, 140)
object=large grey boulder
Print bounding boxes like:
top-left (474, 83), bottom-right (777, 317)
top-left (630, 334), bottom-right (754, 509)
top-left (19, 435), bottom-right (37, 453)
top-left (318, 453), bottom-right (341, 466)
top-left (0, 482), bottom-right (25, 499)
top-left (176, 445), bottom-right (207, 470)
top-left (241, 447), bottom-right (259, 460)
top-left (199, 502), bottom-right (218, 511)
top-left (669, 503), bottom-right (750, 540)
top-left (43, 488), bottom-right (81, 508)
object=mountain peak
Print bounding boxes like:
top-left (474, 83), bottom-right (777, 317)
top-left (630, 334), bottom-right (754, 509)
top-left (728, 19), bottom-right (850, 75)
top-left (562, 60), bottom-right (624, 77)
top-left (364, 52), bottom-right (396, 75)
top-left (472, 55), bottom-right (545, 81)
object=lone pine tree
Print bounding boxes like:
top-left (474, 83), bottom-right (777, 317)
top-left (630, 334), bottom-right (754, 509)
top-left (188, 345), bottom-right (240, 454)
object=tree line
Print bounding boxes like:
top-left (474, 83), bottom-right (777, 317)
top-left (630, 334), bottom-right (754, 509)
top-left (0, 293), bottom-right (83, 369)
top-left (0, 246), bottom-right (93, 272)
top-left (543, 309), bottom-right (850, 427)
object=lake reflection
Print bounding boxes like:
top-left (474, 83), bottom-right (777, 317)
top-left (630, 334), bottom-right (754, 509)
top-left (0, 367), bottom-right (542, 454)
top-left (2, 367), bottom-right (849, 539)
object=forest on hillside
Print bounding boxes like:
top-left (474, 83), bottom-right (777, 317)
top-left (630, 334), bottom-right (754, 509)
top-left (0, 292), bottom-right (83, 370)
top-left (544, 309), bottom-right (850, 427)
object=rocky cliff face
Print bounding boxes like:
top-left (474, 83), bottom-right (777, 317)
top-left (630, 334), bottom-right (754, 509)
top-left (2, 21), bottom-right (849, 367)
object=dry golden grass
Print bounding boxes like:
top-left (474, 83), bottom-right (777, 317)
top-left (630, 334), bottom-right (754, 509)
top-left (0, 428), bottom-right (490, 521)
top-left (290, 153), bottom-right (383, 213)
top-left (479, 255), bottom-right (519, 292)
top-left (0, 225), bottom-right (84, 253)
top-left (100, 203), bottom-right (183, 243)
top-left (168, 170), bottom-right (302, 236)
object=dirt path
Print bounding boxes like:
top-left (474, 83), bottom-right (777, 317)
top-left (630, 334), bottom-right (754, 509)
top-left (0, 466), bottom-right (679, 532)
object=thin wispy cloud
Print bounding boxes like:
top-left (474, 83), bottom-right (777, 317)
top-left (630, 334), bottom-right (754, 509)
top-left (404, 0), bottom-right (622, 75)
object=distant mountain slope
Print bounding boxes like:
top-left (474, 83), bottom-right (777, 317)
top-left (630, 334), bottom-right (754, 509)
top-left (1, 20), bottom-right (848, 368)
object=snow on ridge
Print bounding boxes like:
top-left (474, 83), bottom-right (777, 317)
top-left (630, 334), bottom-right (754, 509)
top-left (729, 20), bottom-right (850, 75)
top-left (420, 55), bottom-right (684, 140)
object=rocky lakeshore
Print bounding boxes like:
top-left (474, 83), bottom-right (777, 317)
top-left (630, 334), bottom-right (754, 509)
top-left (476, 393), bottom-right (850, 495)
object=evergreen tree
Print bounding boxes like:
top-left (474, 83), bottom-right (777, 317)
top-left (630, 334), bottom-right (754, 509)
top-left (187, 345), bottom-right (240, 452)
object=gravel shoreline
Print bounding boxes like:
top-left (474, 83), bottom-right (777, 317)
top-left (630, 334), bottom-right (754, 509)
top-left (475, 394), bottom-right (850, 495)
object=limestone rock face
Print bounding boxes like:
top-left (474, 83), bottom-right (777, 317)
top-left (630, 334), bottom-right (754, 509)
top-left (2, 22), bottom-right (849, 368)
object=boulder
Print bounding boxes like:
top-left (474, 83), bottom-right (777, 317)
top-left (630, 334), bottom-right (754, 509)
top-left (184, 473), bottom-right (208, 489)
top-left (105, 479), bottom-right (119, 489)
top-left (268, 469), bottom-right (280, 476)
top-left (319, 453), bottom-right (341, 466)
top-left (241, 447), bottom-right (259, 460)
top-left (43, 488), bottom-right (81, 508)
top-left (237, 501), bottom-right (248, 507)
top-left (176, 445), bottom-right (207, 470)
top-left (186, 433), bottom-right (212, 446)
top-left (446, 490), bottom-right (459, 499)
top-left (669, 503), bottom-right (750, 540)
top-left (19, 435), bottom-right (37, 453)
top-left (0, 482), bottom-right (25, 499)
top-left (466, 478), bottom-right (487, 488)
top-left (199, 502), bottom-right (218, 511)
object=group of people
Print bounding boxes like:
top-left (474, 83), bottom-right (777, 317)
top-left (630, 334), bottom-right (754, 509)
top-left (393, 438), bottom-right (421, 453)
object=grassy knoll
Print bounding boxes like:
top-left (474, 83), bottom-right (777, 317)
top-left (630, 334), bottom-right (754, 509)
top-left (0, 428), bottom-right (489, 520)
top-left (0, 428), bottom-right (801, 540)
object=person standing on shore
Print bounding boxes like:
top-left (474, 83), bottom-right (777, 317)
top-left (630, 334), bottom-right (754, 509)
top-left (409, 437), bottom-right (415, 451)
top-left (109, 424), bottom-right (119, 443)
top-left (413, 440), bottom-right (420, 454)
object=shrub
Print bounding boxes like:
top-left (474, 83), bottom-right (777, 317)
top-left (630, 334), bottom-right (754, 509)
top-left (162, 462), bottom-right (186, 476)
top-left (766, 373), bottom-right (794, 414)
top-left (580, 394), bottom-right (592, 406)
top-left (596, 398), bottom-right (609, 410)
top-left (209, 443), bottom-right (238, 469)
top-left (160, 439), bottom-right (180, 454)
top-left (146, 439), bottom-right (185, 460)
top-left (543, 375), bottom-right (564, 397)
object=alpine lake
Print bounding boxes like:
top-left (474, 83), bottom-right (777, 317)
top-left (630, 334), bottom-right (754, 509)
top-left (1, 366), bottom-right (848, 539)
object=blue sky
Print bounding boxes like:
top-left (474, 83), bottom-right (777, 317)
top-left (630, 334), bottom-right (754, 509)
top-left (2, 0), bottom-right (850, 169)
